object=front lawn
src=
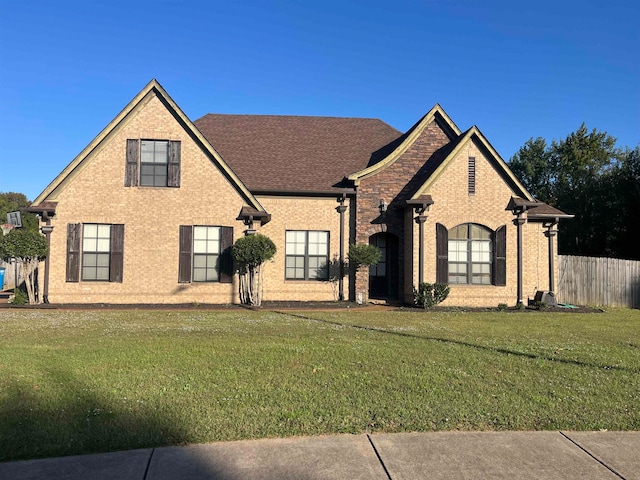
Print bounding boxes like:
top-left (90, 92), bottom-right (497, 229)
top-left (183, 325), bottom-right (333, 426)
top-left (1, 307), bottom-right (638, 461)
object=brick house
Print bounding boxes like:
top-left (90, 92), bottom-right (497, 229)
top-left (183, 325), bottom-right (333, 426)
top-left (28, 80), bottom-right (571, 306)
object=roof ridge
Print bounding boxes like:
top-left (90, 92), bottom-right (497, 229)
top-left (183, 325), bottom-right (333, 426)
top-left (195, 113), bottom-right (396, 123)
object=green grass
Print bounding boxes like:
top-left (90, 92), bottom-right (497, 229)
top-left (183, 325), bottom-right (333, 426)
top-left (1, 307), bottom-right (639, 461)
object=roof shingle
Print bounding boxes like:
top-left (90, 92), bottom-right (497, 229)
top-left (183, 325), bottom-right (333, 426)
top-left (193, 114), bottom-right (402, 193)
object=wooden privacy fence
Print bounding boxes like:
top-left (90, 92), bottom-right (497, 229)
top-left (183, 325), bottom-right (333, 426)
top-left (557, 255), bottom-right (640, 308)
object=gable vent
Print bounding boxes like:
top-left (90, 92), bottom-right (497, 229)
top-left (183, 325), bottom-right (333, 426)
top-left (468, 157), bottom-right (476, 195)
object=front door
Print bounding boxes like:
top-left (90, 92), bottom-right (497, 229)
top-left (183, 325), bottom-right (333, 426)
top-left (369, 233), bottom-right (399, 299)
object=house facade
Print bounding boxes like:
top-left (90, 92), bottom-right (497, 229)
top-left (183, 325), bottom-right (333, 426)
top-left (28, 80), bottom-right (570, 306)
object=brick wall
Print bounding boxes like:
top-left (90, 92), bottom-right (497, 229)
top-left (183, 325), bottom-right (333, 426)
top-left (41, 93), bottom-right (556, 307)
top-left (411, 136), bottom-right (556, 307)
top-left (45, 93), bottom-right (249, 304)
top-left (256, 195), bottom-right (349, 301)
top-left (355, 120), bottom-right (452, 302)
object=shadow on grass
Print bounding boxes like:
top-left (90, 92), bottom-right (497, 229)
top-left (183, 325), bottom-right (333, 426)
top-left (0, 365), bottom-right (192, 463)
top-left (275, 311), bottom-right (640, 374)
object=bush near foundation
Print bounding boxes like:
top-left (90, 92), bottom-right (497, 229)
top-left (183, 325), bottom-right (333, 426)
top-left (413, 282), bottom-right (450, 309)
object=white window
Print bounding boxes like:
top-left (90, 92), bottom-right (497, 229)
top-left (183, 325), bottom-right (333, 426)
top-left (448, 223), bottom-right (492, 285)
top-left (285, 230), bottom-right (329, 280)
top-left (192, 226), bottom-right (221, 282)
top-left (82, 224), bottom-right (111, 281)
top-left (140, 140), bottom-right (169, 186)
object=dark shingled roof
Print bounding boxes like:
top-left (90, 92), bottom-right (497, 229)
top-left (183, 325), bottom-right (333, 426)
top-left (193, 114), bottom-right (403, 193)
top-left (527, 203), bottom-right (574, 219)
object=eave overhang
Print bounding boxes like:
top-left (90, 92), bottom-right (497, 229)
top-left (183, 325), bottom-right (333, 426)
top-left (506, 196), bottom-right (574, 223)
top-left (251, 188), bottom-right (356, 198)
top-left (25, 201), bottom-right (58, 217)
top-left (236, 206), bottom-right (271, 226)
top-left (405, 197), bottom-right (434, 212)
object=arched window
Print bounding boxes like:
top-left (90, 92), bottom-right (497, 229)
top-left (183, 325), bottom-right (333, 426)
top-left (448, 223), bottom-right (492, 285)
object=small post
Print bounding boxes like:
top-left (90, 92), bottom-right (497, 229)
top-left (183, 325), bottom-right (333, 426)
top-left (40, 222), bottom-right (54, 304)
top-left (514, 213), bottom-right (526, 306)
top-left (243, 216), bottom-right (256, 236)
top-left (544, 221), bottom-right (558, 293)
top-left (415, 214), bottom-right (427, 285)
top-left (336, 195), bottom-right (348, 301)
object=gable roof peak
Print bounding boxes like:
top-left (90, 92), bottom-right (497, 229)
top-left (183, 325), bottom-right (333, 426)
top-left (410, 124), bottom-right (534, 201)
top-left (31, 80), bottom-right (266, 213)
top-left (346, 103), bottom-right (462, 183)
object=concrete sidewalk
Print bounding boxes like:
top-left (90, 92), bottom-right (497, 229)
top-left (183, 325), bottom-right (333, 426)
top-left (1, 431), bottom-right (638, 480)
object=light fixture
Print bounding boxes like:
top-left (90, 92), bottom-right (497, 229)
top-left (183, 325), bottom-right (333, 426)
top-left (378, 199), bottom-right (388, 214)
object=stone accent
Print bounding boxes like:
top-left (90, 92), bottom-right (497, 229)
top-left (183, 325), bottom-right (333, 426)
top-left (355, 120), bottom-right (452, 302)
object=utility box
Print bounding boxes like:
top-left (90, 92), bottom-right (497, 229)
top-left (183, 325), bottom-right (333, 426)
top-left (534, 290), bottom-right (557, 307)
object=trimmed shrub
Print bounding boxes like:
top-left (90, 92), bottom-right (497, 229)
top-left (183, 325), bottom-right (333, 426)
top-left (347, 243), bottom-right (381, 270)
top-left (413, 282), bottom-right (450, 309)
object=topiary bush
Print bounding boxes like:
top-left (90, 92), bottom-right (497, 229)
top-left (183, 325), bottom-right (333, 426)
top-left (231, 234), bottom-right (277, 307)
top-left (413, 282), bottom-right (450, 309)
top-left (347, 243), bottom-right (381, 270)
top-left (0, 229), bottom-right (48, 304)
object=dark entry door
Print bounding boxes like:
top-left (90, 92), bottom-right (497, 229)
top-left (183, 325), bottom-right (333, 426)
top-left (369, 233), bottom-right (399, 299)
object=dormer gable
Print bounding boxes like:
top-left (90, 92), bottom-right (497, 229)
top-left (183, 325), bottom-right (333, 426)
top-left (410, 125), bottom-right (533, 201)
top-left (30, 80), bottom-right (267, 218)
top-left (347, 104), bottom-right (461, 185)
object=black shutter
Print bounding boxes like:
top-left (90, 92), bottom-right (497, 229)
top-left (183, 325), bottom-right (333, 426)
top-left (109, 224), bottom-right (124, 283)
top-left (436, 223), bottom-right (448, 284)
top-left (178, 225), bottom-right (193, 283)
top-left (494, 225), bottom-right (507, 286)
top-left (219, 226), bottom-right (234, 283)
top-left (168, 141), bottom-right (181, 187)
top-left (66, 223), bottom-right (81, 282)
top-left (125, 139), bottom-right (139, 187)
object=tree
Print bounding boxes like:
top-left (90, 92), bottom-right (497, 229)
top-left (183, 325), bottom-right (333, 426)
top-left (0, 192), bottom-right (38, 232)
top-left (608, 147), bottom-right (640, 259)
top-left (231, 234), bottom-right (276, 307)
top-left (509, 125), bottom-right (625, 257)
top-left (551, 124), bottom-right (620, 255)
top-left (509, 137), bottom-right (554, 203)
top-left (0, 229), bottom-right (48, 304)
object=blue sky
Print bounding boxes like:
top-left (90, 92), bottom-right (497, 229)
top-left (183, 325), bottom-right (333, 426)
top-left (1, 0), bottom-right (638, 201)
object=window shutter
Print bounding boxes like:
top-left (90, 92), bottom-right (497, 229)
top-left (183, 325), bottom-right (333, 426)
top-left (125, 139), bottom-right (139, 187)
top-left (168, 141), bottom-right (181, 187)
top-left (219, 226), bottom-right (234, 283)
top-left (66, 223), bottom-right (81, 282)
top-left (178, 225), bottom-right (193, 283)
top-left (109, 224), bottom-right (125, 283)
top-left (493, 225), bottom-right (507, 286)
top-left (436, 223), bottom-right (448, 284)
